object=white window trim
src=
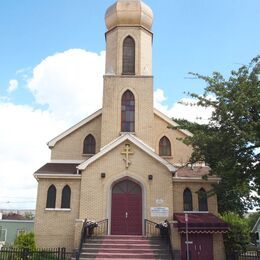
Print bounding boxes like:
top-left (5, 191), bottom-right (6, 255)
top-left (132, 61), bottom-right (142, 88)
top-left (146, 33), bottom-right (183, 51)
top-left (45, 208), bottom-right (71, 212)
top-left (0, 228), bottom-right (7, 242)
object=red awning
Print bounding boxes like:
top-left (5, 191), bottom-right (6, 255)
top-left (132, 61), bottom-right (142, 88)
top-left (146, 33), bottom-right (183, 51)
top-left (173, 213), bottom-right (229, 234)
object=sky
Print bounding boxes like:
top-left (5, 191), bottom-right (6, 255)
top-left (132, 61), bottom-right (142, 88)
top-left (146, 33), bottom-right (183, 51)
top-left (0, 0), bottom-right (259, 210)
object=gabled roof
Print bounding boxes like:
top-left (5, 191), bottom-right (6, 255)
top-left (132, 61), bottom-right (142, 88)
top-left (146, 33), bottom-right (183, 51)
top-left (47, 107), bottom-right (192, 149)
top-left (47, 109), bottom-right (102, 148)
top-left (252, 216), bottom-right (260, 232)
top-left (78, 133), bottom-right (176, 172)
top-left (153, 108), bottom-right (193, 137)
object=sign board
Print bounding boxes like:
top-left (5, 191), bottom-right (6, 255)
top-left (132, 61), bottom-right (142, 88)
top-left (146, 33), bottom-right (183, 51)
top-left (150, 207), bottom-right (169, 217)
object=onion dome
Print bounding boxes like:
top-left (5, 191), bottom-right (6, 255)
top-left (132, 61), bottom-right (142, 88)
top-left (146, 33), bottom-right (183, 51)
top-left (105, 0), bottom-right (153, 31)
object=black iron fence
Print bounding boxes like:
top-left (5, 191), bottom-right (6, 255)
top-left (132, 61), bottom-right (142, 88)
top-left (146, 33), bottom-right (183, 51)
top-left (0, 247), bottom-right (73, 260)
top-left (226, 250), bottom-right (260, 260)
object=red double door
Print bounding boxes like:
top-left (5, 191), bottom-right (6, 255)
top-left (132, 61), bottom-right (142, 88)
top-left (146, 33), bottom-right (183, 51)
top-left (111, 179), bottom-right (142, 235)
top-left (181, 234), bottom-right (213, 260)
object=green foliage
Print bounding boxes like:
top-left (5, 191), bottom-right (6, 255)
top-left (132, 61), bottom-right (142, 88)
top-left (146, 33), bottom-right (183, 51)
top-left (221, 212), bottom-right (251, 252)
top-left (246, 211), bottom-right (260, 230)
top-left (14, 232), bottom-right (36, 251)
top-left (173, 56), bottom-right (260, 215)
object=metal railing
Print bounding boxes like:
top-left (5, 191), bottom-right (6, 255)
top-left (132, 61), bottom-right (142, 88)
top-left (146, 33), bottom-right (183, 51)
top-left (144, 219), bottom-right (160, 237)
top-left (144, 219), bottom-right (173, 259)
top-left (0, 247), bottom-right (69, 260)
top-left (76, 218), bottom-right (108, 259)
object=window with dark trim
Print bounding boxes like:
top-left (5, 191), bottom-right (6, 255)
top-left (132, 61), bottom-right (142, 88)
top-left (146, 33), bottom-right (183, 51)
top-left (122, 36), bottom-right (135, 75)
top-left (198, 188), bottom-right (208, 211)
top-left (61, 185), bottom-right (71, 209)
top-left (159, 136), bottom-right (171, 156)
top-left (183, 188), bottom-right (193, 211)
top-left (121, 90), bottom-right (135, 132)
top-left (83, 134), bottom-right (96, 154)
top-left (46, 185), bottom-right (56, 208)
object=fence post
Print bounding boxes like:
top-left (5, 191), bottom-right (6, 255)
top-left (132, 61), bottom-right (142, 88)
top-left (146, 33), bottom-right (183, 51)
top-left (22, 248), bottom-right (29, 260)
top-left (61, 247), bottom-right (66, 260)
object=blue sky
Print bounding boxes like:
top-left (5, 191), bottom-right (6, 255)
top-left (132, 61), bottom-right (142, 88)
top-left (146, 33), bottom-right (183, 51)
top-left (0, 0), bottom-right (259, 209)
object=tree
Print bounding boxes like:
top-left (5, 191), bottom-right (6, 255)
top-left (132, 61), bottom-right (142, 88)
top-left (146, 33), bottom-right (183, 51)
top-left (14, 232), bottom-right (36, 251)
top-left (174, 56), bottom-right (260, 215)
top-left (221, 212), bottom-right (250, 253)
top-left (247, 211), bottom-right (260, 230)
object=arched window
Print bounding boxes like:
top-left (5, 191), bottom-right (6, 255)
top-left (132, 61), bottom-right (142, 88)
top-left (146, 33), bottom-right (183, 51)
top-left (46, 185), bottom-right (56, 208)
top-left (122, 36), bottom-right (135, 75)
top-left (83, 134), bottom-right (96, 154)
top-left (61, 185), bottom-right (71, 209)
top-left (159, 136), bottom-right (171, 156)
top-left (198, 188), bottom-right (208, 211)
top-left (121, 90), bottom-right (135, 132)
top-left (183, 188), bottom-right (193, 211)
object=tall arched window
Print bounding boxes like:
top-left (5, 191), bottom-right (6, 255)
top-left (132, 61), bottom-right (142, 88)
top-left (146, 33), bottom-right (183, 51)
top-left (83, 134), bottom-right (96, 154)
top-left (46, 185), bottom-right (56, 208)
top-left (121, 90), bottom-right (135, 132)
top-left (122, 36), bottom-right (135, 75)
top-left (198, 188), bottom-right (208, 211)
top-left (159, 136), bottom-right (171, 156)
top-left (183, 188), bottom-right (193, 211)
top-left (61, 185), bottom-right (71, 209)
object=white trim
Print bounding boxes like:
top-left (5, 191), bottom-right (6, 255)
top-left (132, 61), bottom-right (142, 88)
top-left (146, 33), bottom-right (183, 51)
top-left (34, 173), bottom-right (81, 180)
top-left (0, 220), bottom-right (34, 223)
top-left (50, 160), bottom-right (84, 164)
top-left (154, 108), bottom-right (193, 137)
top-left (45, 208), bottom-right (71, 212)
top-left (0, 228), bottom-right (7, 242)
top-left (47, 109), bottom-right (102, 148)
top-left (78, 133), bottom-right (176, 172)
top-left (252, 217), bottom-right (260, 232)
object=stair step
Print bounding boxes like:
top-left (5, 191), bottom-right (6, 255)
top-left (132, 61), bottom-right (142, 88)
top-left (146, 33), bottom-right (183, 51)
top-left (83, 244), bottom-right (162, 249)
top-left (82, 248), bottom-right (169, 253)
top-left (81, 252), bottom-right (170, 259)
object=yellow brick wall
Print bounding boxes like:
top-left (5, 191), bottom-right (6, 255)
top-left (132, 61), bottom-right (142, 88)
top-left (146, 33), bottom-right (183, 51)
top-left (34, 179), bottom-right (81, 251)
top-left (51, 115), bottom-right (102, 160)
top-left (101, 76), bottom-right (154, 148)
top-left (153, 114), bottom-right (193, 165)
top-left (79, 141), bottom-right (173, 227)
top-left (172, 181), bottom-right (218, 214)
top-left (105, 27), bottom-right (152, 76)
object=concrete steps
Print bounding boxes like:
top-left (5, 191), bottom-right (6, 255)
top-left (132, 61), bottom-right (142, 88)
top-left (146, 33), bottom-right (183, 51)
top-left (75, 235), bottom-right (171, 259)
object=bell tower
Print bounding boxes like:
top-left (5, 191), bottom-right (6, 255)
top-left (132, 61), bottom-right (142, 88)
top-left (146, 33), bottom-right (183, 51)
top-left (101, 0), bottom-right (155, 147)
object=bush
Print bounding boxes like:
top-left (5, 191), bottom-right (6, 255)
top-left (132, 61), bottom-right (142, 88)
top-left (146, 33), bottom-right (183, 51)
top-left (221, 212), bottom-right (250, 253)
top-left (14, 232), bottom-right (36, 251)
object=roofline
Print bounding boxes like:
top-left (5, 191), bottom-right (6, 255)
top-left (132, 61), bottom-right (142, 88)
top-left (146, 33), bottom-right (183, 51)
top-left (33, 173), bottom-right (82, 181)
top-left (172, 177), bottom-right (220, 183)
top-left (0, 220), bottom-right (34, 223)
top-left (252, 216), bottom-right (260, 232)
top-left (78, 133), bottom-right (176, 172)
top-left (47, 109), bottom-right (102, 148)
top-left (153, 108), bottom-right (193, 137)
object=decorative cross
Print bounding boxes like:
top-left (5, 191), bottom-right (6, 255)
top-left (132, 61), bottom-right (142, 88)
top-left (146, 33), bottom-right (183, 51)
top-left (121, 144), bottom-right (134, 168)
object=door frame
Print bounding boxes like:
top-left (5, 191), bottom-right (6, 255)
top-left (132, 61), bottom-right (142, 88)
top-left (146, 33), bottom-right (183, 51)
top-left (106, 174), bottom-right (146, 235)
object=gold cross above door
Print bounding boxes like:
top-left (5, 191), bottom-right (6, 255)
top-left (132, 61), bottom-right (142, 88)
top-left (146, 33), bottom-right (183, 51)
top-left (121, 144), bottom-right (134, 168)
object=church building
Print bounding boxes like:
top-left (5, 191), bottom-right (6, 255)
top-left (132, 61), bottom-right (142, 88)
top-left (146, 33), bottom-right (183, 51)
top-left (34, 0), bottom-right (228, 259)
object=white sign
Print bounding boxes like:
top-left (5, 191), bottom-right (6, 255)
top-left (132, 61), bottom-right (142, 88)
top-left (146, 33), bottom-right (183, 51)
top-left (155, 199), bottom-right (164, 205)
top-left (150, 207), bottom-right (169, 217)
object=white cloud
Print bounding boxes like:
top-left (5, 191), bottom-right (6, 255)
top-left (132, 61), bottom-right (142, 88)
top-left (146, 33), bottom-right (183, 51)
top-left (27, 49), bottom-right (105, 123)
top-left (0, 102), bottom-right (68, 209)
top-left (154, 88), bottom-right (213, 124)
top-left (7, 79), bottom-right (18, 93)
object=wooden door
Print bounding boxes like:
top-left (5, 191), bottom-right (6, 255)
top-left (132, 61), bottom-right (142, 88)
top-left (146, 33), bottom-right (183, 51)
top-left (111, 179), bottom-right (142, 235)
top-left (181, 234), bottom-right (213, 260)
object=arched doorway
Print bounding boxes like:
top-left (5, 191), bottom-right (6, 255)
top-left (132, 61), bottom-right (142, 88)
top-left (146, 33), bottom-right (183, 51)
top-left (111, 179), bottom-right (142, 235)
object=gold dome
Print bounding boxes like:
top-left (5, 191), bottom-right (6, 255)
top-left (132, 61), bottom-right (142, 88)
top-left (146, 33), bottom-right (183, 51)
top-left (105, 0), bottom-right (153, 31)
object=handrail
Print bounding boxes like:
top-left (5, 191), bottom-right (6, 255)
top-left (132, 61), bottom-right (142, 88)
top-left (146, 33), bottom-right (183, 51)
top-left (76, 219), bottom-right (108, 259)
top-left (144, 219), bottom-right (160, 237)
top-left (144, 219), bottom-right (173, 259)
